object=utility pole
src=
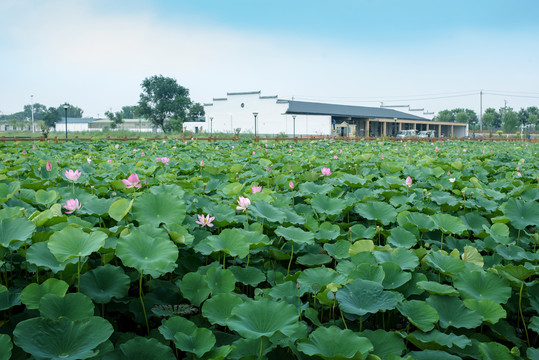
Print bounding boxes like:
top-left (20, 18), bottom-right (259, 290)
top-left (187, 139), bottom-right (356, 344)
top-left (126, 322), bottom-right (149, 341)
top-left (31, 95), bottom-right (35, 133)
top-left (479, 90), bottom-right (482, 132)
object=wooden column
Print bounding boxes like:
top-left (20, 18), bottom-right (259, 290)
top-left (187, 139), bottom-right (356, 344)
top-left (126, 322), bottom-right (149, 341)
top-left (438, 124), bottom-right (441, 137)
top-left (451, 125), bottom-right (454, 137)
top-left (365, 120), bottom-right (370, 137)
top-left (382, 121), bottom-right (387, 136)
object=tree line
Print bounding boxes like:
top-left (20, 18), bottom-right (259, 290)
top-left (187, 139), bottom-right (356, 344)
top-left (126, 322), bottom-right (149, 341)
top-left (433, 106), bottom-right (538, 132)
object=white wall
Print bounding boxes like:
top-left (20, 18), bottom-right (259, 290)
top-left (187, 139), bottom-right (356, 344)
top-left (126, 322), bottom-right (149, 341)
top-left (55, 123), bottom-right (90, 132)
top-left (204, 92), bottom-right (331, 136)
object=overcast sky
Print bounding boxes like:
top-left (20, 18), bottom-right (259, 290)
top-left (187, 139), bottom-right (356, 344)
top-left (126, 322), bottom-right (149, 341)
top-left (1, 0), bottom-right (539, 118)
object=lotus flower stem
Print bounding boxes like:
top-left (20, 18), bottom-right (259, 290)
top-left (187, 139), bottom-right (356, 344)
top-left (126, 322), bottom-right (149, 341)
top-left (72, 182), bottom-right (75, 196)
top-left (339, 307), bottom-right (348, 329)
top-left (259, 337), bottom-right (264, 358)
top-left (287, 244), bottom-right (294, 276)
top-left (519, 282), bottom-right (530, 347)
top-left (139, 271), bottom-right (150, 335)
top-left (77, 256), bottom-right (81, 292)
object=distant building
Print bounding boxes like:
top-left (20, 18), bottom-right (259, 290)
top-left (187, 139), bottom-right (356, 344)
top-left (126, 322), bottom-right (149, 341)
top-left (55, 117), bottom-right (97, 132)
top-left (203, 91), bottom-right (468, 137)
top-left (88, 119), bottom-right (159, 133)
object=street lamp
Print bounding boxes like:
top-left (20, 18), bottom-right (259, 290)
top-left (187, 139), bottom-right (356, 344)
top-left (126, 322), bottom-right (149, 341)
top-left (31, 95), bottom-right (35, 133)
top-left (64, 103), bottom-right (68, 139)
top-left (292, 115), bottom-right (296, 138)
top-left (210, 117), bottom-right (213, 137)
top-left (253, 112), bottom-right (258, 137)
top-left (394, 118), bottom-right (397, 137)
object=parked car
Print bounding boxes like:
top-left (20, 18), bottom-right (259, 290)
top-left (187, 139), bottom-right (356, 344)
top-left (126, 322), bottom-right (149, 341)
top-left (396, 129), bottom-right (417, 138)
top-left (417, 130), bottom-right (436, 138)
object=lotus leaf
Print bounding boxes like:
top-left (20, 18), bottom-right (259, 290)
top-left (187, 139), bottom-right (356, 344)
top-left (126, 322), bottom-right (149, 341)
top-left (116, 337), bottom-right (176, 360)
top-left (35, 189), bottom-right (59, 206)
top-left (0, 334), bottom-right (12, 360)
top-left (381, 262), bottom-right (412, 289)
top-left (13, 316), bottom-right (113, 360)
top-left (132, 192), bottom-right (186, 227)
top-left (194, 228), bottom-right (250, 258)
top-left (202, 293), bottom-right (243, 326)
top-left (401, 212), bottom-right (436, 231)
top-left (406, 349), bottom-right (461, 360)
top-left (360, 329), bottom-right (406, 359)
top-left (159, 316), bottom-right (197, 341)
top-left (454, 270), bottom-right (510, 303)
top-left (0, 285), bottom-right (20, 311)
top-left (80, 264), bottom-right (131, 303)
top-left (48, 226), bottom-right (107, 262)
top-left (397, 300), bottom-right (439, 332)
top-left (463, 299), bottom-right (506, 324)
top-left (502, 198), bottom-right (539, 230)
top-left (426, 295), bottom-right (483, 329)
top-left (116, 228), bottom-right (178, 277)
top-left (311, 194), bottom-right (347, 216)
top-left (387, 226), bottom-right (417, 248)
top-left (461, 245), bottom-right (484, 268)
top-left (297, 267), bottom-right (347, 295)
top-left (39, 293), bottom-right (94, 321)
top-left (179, 271), bottom-right (211, 306)
top-left (424, 251), bottom-right (466, 277)
top-left (108, 198), bottom-right (133, 222)
top-left (275, 225), bottom-right (315, 245)
top-left (324, 240), bottom-right (351, 259)
top-left (248, 200), bottom-right (287, 223)
top-left (347, 263), bottom-right (385, 283)
top-left (337, 279), bottom-right (399, 316)
top-left (0, 217), bottom-right (36, 248)
top-left (350, 224), bottom-right (377, 240)
top-left (227, 298), bottom-right (300, 339)
top-left (228, 266), bottom-right (265, 286)
top-left (298, 182), bottom-right (333, 197)
top-left (416, 281), bottom-right (459, 296)
top-left (405, 329), bottom-right (471, 350)
top-left (478, 342), bottom-right (513, 360)
top-left (431, 213), bottom-right (468, 235)
top-left (297, 325), bottom-right (373, 360)
top-left (21, 278), bottom-right (69, 309)
top-left (27, 241), bottom-right (78, 273)
top-left (174, 327), bottom-right (216, 358)
top-left (228, 337), bottom-right (275, 359)
top-left (205, 267), bottom-right (236, 294)
top-left (355, 201), bottom-right (397, 225)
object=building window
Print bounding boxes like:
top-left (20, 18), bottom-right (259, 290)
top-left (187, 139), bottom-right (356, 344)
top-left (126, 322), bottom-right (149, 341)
top-left (241, 103), bottom-right (245, 108)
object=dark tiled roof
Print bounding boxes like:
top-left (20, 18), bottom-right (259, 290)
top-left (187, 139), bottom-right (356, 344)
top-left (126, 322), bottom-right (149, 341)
top-left (286, 101), bottom-right (428, 121)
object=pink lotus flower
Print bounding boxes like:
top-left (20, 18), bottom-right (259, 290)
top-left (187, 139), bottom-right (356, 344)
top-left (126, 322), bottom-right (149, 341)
top-left (321, 167), bottom-right (332, 176)
top-left (65, 169), bottom-right (81, 182)
top-left (381, 154), bottom-right (384, 160)
top-left (32, 145), bottom-right (36, 149)
top-left (141, 152), bottom-right (145, 156)
top-left (86, 157), bottom-right (92, 164)
top-left (435, 146), bottom-right (439, 152)
top-left (46, 161), bottom-right (52, 171)
top-left (517, 172), bottom-right (522, 177)
top-left (517, 166), bottom-right (520, 171)
top-left (63, 198), bottom-right (81, 214)
top-left (251, 186), bottom-right (262, 193)
top-left (156, 157), bottom-right (170, 164)
top-left (114, 144), bottom-right (119, 149)
top-left (200, 160), bottom-right (204, 166)
top-left (195, 214), bottom-right (215, 228)
top-left (236, 196), bottom-right (251, 212)
top-left (122, 173), bottom-right (141, 189)
top-left (289, 181), bottom-right (294, 189)
top-left (405, 176), bottom-right (413, 187)
top-left (107, 159), bottom-right (112, 163)
top-left (449, 178), bottom-right (456, 183)
top-left (334, 155), bottom-right (338, 159)
top-left (22, 150), bottom-right (27, 154)
top-left (339, 149), bottom-right (343, 153)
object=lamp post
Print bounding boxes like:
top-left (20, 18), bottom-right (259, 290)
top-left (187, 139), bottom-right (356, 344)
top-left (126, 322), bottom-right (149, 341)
top-left (394, 118), bottom-right (397, 137)
top-left (210, 117), bottom-right (213, 137)
top-left (292, 115), bottom-right (296, 138)
top-left (64, 103), bottom-right (68, 139)
top-left (31, 95), bottom-right (35, 133)
top-left (253, 112), bottom-right (258, 137)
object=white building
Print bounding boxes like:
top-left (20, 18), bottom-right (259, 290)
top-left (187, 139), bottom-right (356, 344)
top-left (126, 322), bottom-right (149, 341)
top-left (203, 91), bottom-right (468, 137)
top-left (55, 117), bottom-right (96, 132)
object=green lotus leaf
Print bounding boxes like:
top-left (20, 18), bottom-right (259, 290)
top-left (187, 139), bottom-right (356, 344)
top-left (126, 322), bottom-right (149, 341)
top-left (80, 264), bottom-right (131, 303)
top-left (39, 293), bottom-right (94, 321)
top-left (159, 316), bottom-right (197, 341)
top-left (228, 266), bottom-right (266, 286)
top-left (348, 263), bottom-right (385, 283)
top-left (80, 197), bottom-right (115, 216)
top-left (461, 245), bottom-right (484, 268)
top-left (387, 226), bottom-right (417, 249)
top-left (529, 316), bottom-right (539, 333)
top-left (116, 228), bottom-right (178, 277)
top-left (315, 222), bottom-right (341, 241)
top-left (205, 267), bottom-right (236, 294)
top-left (132, 192), bottom-right (186, 227)
top-left (202, 293), bottom-right (243, 326)
top-left (227, 298), bottom-right (300, 339)
top-left (0, 206), bottom-right (24, 220)
top-left (406, 349), bottom-right (461, 360)
top-left (48, 226), bottom-right (107, 262)
top-left (195, 229), bottom-right (250, 258)
top-left (297, 253), bottom-right (332, 266)
top-left (30, 204), bottom-right (64, 227)
top-left (150, 183), bottom-right (185, 199)
top-left (453, 270), bottom-right (511, 303)
top-left (483, 223), bottom-right (512, 244)
top-left (35, 189), bottom-right (59, 206)
top-left (0, 217), bottom-right (36, 248)
top-left (174, 327), bottom-right (216, 358)
top-left (0, 181), bottom-right (20, 203)
top-left (360, 329), bottom-right (405, 359)
top-left (268, 281), bottom-right (299, 300)
top-left (430, 190), bottom-right (458, 206)
top-left (397, 300), bottom-right (439, 332)
top-left (324, 240), bottom-right (351, 260)
top-left (495, 244), bottom-right (537, 261)
top-left (339, 173), bottom-right (368, 187)
top-left (424, 251), bottom-right (466, 277)
top-left (13, 316), bottom-right (113, 360)
top-left (416, 281), bottom-right (459, 296)
top-left (337, 279), bottom-right (399, 316)
top-left (381, 262), bottom-right (412, 289)
top-left (431, 213), bottom-right (468, 235)
top-left (463, 299), bottom-right (506, 324)
top-left (21, 278), bottom-right (69, 309)
top-left (478, 342), bottom-right (513, 360)
top-left (228, 337), bottom-right (275, 359)
top-left (492, 264), bottom-right (535, 285)
top-left (297, 325), bottom-right (373, 360)
top-left (311, 194), bottom-right (347, 216)
top-left (0, 334), bottom-right (12, 360)
top-left (502, 198), bottom-right (539, 230)
top-left (198, 345), bottom-right (233, 360)
top-left (298, 182), bottom-right (333, 197)
top-left (108, 198), bottom-right (133, 222)
top-left (405, 329), bottom-right (471, 350)
top-left (117, 337), bottom-right (176, 360)
top-left (0, 284), bottom-right (20, 311)
top-left (350, 224), bottom-right (376, 240)
top-left (349, 239), bottom-right (375, 255)
top-left (355, 201), bottom-right (397, 225)
top-left (373, 248), bottom-right (419, 271)
top-left (275, 225), bottom-right (315, 245)
top-left (401, 212), bottom-right (436, 231)
top-left (27, 241), bottom-right (78, 273)
top-left (248, 201), bottom-right (287, 223)
top-left (426, 295), bottom-right (483, 329)
top-left (460, 212), bottom-right (489, 235)
top-left (179, 272), bottom-right (211, 306)
top-left (297, 267), bottom-right (347, 295)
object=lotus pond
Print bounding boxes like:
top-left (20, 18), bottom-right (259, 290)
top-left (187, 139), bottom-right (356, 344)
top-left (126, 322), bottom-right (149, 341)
top-left (0, 138), bottom-right (538, 360)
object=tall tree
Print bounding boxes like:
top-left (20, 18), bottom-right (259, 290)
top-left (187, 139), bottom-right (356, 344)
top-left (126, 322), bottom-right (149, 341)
top-left (433, 110), bottom-right (454, 122)
top-left (105, 111), bottom-right (124, 129)
top-left (136, 75), bottom-right (192, 133)
top-left (24, 103), bottom-right (46, 121)
top-left (42, 107), bottom-right (61, 129)
top-left (57, 104), bottom-right (84, 118)
top-left (188, 102), bottom-right (205, 122)
top-left (502, 108), bottom-right (519, 132)
top-left (482, 108), bottom-right (499, 130)
top-left (121, 106), bottom-right (138, 119)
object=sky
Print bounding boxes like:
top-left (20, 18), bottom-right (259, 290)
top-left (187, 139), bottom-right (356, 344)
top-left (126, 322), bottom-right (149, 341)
top-left (1, 0), bottom-right (539, 118)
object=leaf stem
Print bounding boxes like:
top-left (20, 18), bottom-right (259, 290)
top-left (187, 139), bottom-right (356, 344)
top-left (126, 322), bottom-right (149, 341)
top-left (77, 256), bottom-right (81, 292)
top-left (287, 244), bottom-right (294, 276)
top-left (139, 271), bottom-right (150, 335)
top-left (519, 282), bottom-right (530, 347)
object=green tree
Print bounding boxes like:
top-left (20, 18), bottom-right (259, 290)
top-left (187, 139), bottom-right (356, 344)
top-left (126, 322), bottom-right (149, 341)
top-left (188, 102), bottom-right (205, 122)
top-left (528, 113), bottom-right (538, 130)
top-left (121, 106), bottom-right (138, 119)
top-left (434, 110), bottom-right (454, 122)
top-left (42, 107), bottom-right (61, 136)
top-left (105, 111), bottom-right (124, 129)
top-left (502, 108), bottom-right (519, 132)
top-left (455, 111), bottom-right (468, 124)
top-left (57, 104), bottom-right (84, 118)
top-left (24, 103), bottom-right (46, 121)
top-left (136, 75), bottom-right (192, 133)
